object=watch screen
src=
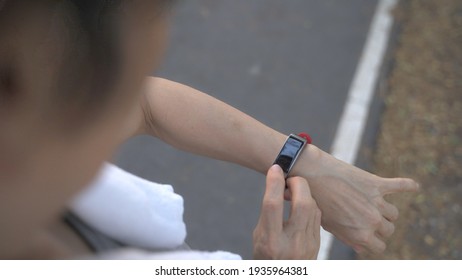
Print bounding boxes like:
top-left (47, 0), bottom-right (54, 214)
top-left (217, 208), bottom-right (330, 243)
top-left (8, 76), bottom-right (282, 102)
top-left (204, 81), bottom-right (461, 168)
top-left (274, 137), bottom-right (304, 173)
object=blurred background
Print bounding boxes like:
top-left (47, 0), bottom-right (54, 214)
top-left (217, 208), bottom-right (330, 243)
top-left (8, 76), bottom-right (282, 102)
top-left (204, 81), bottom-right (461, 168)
top-left (115, 0), bottom-right (462, 259)
top-left (363, 0), bottom-right (462, 260)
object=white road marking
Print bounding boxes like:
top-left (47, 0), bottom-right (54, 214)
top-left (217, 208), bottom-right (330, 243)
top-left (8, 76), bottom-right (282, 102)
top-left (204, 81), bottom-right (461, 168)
top-left (318, 0), bottom-right (398, 260)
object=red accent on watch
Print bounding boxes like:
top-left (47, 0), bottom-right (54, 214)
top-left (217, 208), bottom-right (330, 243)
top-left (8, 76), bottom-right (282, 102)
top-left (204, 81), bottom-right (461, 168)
top-left (298, 133), bottom-right (312, 144)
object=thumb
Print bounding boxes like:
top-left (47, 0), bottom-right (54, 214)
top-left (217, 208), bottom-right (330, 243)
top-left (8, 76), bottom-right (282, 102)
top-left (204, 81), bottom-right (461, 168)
top-left (380, 178), bottom-right (420, 195)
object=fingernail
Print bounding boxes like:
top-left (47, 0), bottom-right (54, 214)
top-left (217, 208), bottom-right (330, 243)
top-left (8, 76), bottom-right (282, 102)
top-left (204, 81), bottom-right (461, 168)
top-left (270, 164), bottom-right (283, 173)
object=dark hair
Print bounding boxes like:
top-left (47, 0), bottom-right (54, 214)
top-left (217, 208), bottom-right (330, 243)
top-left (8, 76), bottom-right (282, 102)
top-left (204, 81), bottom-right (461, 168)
top-left (0, 0), bottom-right (173, 125)
top-left (56, 0), bottom-right (124, 118)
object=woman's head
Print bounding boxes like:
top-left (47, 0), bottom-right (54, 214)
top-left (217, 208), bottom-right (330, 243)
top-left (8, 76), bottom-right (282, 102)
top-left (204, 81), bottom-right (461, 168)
top-left (0, 0), bottom-right (173, 257)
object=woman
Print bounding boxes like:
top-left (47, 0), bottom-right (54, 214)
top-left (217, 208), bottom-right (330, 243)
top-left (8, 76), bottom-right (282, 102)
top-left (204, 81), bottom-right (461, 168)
top-left (0, 0), bottom-right (418, 259)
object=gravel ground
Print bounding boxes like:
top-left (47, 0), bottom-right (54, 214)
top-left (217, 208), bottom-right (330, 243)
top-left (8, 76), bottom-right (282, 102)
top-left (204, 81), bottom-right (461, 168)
top-left (361, 0), bottom-right (462, 259)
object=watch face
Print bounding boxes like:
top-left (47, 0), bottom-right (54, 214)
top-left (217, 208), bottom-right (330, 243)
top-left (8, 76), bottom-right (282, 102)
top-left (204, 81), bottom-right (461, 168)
top-left (274, 136), bottom-right (305, 173)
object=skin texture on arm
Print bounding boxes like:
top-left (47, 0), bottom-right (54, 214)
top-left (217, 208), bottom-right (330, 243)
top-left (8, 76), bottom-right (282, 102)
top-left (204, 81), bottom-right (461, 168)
top-left (137, 77), bottom-right (420, 254)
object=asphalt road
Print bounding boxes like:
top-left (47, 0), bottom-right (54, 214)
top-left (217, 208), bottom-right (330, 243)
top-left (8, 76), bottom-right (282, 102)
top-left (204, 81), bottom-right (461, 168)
top-left (115, 0), bottom-right (378, 259)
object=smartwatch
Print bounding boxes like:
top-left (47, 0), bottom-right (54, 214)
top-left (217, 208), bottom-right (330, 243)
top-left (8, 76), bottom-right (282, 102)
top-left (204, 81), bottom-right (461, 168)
top-left (273, 134), bottom-right (308, 178)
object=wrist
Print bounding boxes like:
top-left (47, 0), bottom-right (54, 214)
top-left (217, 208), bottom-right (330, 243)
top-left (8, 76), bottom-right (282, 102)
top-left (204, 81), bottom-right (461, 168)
top-left (289, 143), bottom-right (324, 179)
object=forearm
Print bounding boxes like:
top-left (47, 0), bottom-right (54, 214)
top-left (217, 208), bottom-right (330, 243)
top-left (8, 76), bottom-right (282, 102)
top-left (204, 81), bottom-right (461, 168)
top-left (139, 77), bottom-right (320, 175)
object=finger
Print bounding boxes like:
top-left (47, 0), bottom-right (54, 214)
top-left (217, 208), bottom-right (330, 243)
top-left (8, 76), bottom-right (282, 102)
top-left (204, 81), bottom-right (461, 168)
top-left (305, 199), bottom-right (321, 239)
top-left (379, 200), bottom-right (399, 221)
top-left (286, 177), bottom-right (313, 231)
top-left (380, 178), bottom-right (420, 195)
top-left (352, 244), bottom-right (365, 254)
top-left (284, 188), bottom-right (292, 201)
top-left (306, 209), bottom-right (321, 260)
top-left (312, 209), bottom-right (322, 246)
top-left (259, 165), bottom-right (286, 232)
top-left (367, 236), bottom-right (387, 254)
top-left (377, 217), bottom-right (395, 239)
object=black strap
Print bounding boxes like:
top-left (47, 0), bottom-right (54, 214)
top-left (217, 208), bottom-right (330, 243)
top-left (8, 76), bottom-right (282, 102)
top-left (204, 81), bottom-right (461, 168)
top-left (63, 212), bottom-right (123, 253)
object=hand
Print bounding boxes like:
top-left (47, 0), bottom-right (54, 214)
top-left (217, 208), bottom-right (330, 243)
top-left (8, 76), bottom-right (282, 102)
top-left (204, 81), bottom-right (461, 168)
top-left (253, 165), bottom-right (321, 260)
top-left (296, 147), bottom-right (420, 254)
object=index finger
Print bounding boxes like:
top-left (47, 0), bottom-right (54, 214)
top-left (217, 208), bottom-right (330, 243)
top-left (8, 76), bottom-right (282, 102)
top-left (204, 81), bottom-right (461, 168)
top-left (259, 165), bottom-right (286, 232)
top-left (380, 178), bottom-right (420, 195)
top-left (286, 177), bottom-right (315, 230)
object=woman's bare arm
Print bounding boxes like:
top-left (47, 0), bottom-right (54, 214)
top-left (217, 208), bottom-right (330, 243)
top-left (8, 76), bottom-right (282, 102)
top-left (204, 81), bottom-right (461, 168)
top-left (133, 77), bottom-right (419, 254)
